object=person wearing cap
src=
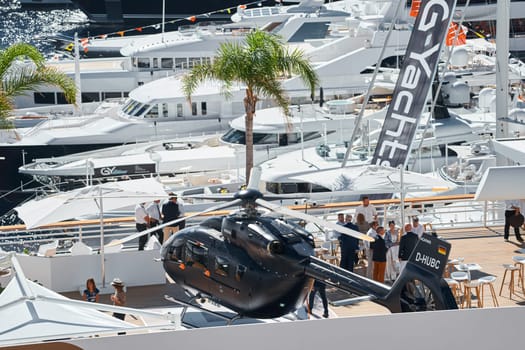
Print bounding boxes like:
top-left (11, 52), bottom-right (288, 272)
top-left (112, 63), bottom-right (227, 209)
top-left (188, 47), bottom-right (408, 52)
top-left (412, 217), bottom-right (424, 238)
top-left (110, 278), bottom-right (126, 321)
top-left (162, 193), bottom-right (183, 243)
top-left (354, 196), bottom-right (377, 224)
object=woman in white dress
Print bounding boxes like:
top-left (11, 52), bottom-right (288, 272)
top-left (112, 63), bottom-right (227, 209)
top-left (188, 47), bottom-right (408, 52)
top-left (385, 220), bottom-right (400, 282)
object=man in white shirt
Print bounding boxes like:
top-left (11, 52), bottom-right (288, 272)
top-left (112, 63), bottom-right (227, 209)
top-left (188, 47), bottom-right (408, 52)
top-left (412, 217), bottom-right (424, 238)
top-left (146, 199), bottom-right (162, 243)
top-left (365, 221), bottom-right (379, 279)
top-left (504, 199), bottom-right (524, 242)
top-left (355, 196), bottom-right (377, 224)
top-left (135, 203), bottom-right (149, 251)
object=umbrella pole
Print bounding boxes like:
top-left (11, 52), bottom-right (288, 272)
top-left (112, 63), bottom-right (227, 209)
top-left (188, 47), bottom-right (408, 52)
top-left (99, 187), bottom-right (106, 288)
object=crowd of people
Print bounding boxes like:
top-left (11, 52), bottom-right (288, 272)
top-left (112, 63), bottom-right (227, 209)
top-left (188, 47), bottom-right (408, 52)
top-left (333, 196), bottom-right (423, 284)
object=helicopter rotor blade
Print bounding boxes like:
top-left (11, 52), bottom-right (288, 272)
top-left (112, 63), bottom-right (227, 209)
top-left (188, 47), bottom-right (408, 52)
top-left (106, 198), bottom-right (243, 247)
top-left (255, 198), bottom-right (374, 242)
top-left (247, 166), bottom-right (261, 190)
top-left (183, 194), bottom-right (236, 201)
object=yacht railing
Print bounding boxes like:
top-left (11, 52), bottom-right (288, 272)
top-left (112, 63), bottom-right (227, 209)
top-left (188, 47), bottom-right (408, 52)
top-left (0, 194), bottom-right (505, 253)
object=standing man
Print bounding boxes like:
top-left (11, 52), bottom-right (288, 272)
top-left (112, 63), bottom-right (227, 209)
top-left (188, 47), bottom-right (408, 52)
top-left (339, 218), bottom-right (360, 272)
top-left (504, 199), bottom-right (524, 243)
top-left (398, 223), bottom-right (419, 271)
top-left (412, 217), bottom-right (424, 238)
top-left (365, 221), bottom-right (379, 278)
top-left (370, 226), bottom-right (387, 283)
top-left (355, 196), bottom-right (378, 224)
top-left (146, 199), bottom-right (163, 243)
top-left (162, 193), bottom-right (182, 243)
top-left (135, 203), bottom-right (149, 251)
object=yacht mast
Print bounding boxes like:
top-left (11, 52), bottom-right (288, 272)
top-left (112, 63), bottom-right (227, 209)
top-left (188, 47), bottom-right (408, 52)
top-left (495, 0), bottom-right (510, 163)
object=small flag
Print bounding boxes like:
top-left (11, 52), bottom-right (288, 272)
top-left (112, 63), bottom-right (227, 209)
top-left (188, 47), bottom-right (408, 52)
top-left (135, 27), bottom-right (143, 32)
top-left (98, 34), bottom-right (108, 39)
top-left (80, 38), bottom-right (89, 53)
top-left (446, 22), bottom-right (467, 46)
top-left (438, 245), bottom-right (447, 256)
top-left (409, 0), bottom-right (421, 17)
top-left (64, 43), bottom-right (74, 51)
top-left (227, 8), bottom-right (231, 14)
top-left (117, 31), bottom-right (125, 37)
top-left (188, 16), bottom-right (196, 22)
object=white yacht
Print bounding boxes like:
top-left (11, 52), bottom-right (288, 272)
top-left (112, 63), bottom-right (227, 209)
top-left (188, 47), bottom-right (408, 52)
top-left (17, 89), bottom-right (391, 186)
top-left (12, 0), bottom-right (352, 109)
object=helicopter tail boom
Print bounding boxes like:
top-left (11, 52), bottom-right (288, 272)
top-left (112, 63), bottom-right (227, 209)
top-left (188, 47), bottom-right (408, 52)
top-left (305, 233), bottom-right (457, 313)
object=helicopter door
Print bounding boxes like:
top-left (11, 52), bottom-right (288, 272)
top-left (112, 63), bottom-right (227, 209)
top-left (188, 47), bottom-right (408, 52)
top-left (185, 241), bottom-right (211, 289)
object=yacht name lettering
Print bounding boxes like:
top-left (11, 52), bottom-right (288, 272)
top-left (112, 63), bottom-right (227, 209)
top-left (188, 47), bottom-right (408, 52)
top-left (415, 252), bottom-right (441, 270)
top-left (100, 167), bottom-right (120, 176)
top-left (371, 0), bottom-right (454, 168)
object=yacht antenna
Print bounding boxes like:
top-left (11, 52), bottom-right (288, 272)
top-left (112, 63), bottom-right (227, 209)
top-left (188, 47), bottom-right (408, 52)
top-left (162, 0), bottom-right (166, 42)
top-left (73, 32), bottom-right (82, 116)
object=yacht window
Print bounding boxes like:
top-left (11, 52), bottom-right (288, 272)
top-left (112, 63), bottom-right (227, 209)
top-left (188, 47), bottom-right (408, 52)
top-left (103, 92), bottom-right (122, 100)
top-left (201, 57), bottom-right (211, 65)
top-left (201, 102), bottom-right (207, 115)
top-left (145, 104), bottom-right (159, 118)
top-left (214, 256), bottom-right (230, 277)
top-left (123, 91), bottom-right (129, 97)
top-left (152, 58), bottom-right (159, 69)
top-left (191, 102), bottom-right (197, 116)
top-left (123, 100), bottom-right (135, 114)
top-left (177, 103), bottom-right (183, 117)
top-left (175, 57), bottom-right (187, 69)
top-left (161, 58), bottom-right (173, 69)
top-left (56, 92), bottom-right (68, 104)
top-left (128, 101), bottom-right (143, 115)
top-left (137, 58), bottom-right (150, 68)
top-left (188, 57), bottom-right (201, 68)
top-left (162, 103), bottom-right (169, 118)
top-left (132, 57), bottom-right (138, 68)
top-left (81, 92), bottom-right (101, 103)
top-left (134, 103), bottom-right (151, 117)
top-left (34, 92), bottom-right (55, 104)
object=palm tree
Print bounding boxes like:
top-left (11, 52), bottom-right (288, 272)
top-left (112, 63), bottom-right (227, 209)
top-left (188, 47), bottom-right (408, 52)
top-left (182, 30), bottom-right (318, 183)
top-left (0, 43), bottom-right (76, 129)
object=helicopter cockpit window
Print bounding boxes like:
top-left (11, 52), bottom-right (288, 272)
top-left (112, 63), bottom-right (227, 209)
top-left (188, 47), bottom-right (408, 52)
top-left (170, 239), bottom-right (185, 262)
top-left (214, 256), bottom-right (230, 277)
top-left (185, 241), bottom-right (208, 269)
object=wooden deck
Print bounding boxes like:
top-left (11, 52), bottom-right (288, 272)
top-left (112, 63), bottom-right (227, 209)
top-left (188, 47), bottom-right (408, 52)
top-left (61, 225), bottom-right (525, 321)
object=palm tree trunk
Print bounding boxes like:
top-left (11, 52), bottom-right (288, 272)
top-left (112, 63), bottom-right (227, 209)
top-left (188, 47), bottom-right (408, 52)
top-left (244, 90), bottom-right (257, 184)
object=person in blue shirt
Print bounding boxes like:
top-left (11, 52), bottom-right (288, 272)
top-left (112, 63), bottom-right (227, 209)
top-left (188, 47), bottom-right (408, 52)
top-left (82, 278), bottom-right (99, 303)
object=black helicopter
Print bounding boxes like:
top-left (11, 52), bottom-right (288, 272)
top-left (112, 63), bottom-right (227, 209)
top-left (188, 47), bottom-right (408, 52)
top-left (112, 169), bottom-right (457, 318)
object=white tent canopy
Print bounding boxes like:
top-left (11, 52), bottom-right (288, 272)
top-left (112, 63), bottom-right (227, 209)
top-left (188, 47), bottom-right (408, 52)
top-left (474, 165), bottom-right (525, 201)
top-left (0, 256), bottom-right (133, 345)
top-left (15, 178), bottom-right (168, 229)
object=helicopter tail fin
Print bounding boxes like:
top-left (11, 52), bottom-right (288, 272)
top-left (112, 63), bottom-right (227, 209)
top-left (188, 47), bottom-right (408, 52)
top-left (384, 233), bottom-right (458, 312)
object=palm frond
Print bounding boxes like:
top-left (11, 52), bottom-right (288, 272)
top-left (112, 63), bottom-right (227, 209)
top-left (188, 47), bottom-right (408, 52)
top-left (0, 92), bottom-right (14, 129)
top-left (0, 43), bottom-right (44, 78)
top-left (3, 65), bottom-right (77, 104)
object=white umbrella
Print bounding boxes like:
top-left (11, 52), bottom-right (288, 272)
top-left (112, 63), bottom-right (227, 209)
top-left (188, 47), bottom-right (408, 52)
top-left (15, 178), bottom-right (168, 286)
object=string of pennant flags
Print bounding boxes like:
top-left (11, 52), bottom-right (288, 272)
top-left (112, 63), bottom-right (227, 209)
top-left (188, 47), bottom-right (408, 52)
top-left (65, 0), bottom-right (266, 53)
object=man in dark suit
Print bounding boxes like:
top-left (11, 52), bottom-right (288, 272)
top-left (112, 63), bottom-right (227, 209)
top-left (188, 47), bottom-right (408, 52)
top-left (339, 220), bottom-right (360, 272)
top-left (398, 223), bottom-right (419, 271)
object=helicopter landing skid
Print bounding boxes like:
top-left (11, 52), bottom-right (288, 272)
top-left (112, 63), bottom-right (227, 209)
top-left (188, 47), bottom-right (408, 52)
top-left (164, 294), bottom-right (242, 326)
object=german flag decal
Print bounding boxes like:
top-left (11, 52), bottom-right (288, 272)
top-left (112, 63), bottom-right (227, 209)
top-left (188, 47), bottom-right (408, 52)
top-left (438, 245), bottom-right (447, 255)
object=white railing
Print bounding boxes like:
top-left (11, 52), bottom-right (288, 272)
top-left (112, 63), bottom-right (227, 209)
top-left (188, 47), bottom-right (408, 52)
top-left (0, 194), bottom-right (505, 253)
